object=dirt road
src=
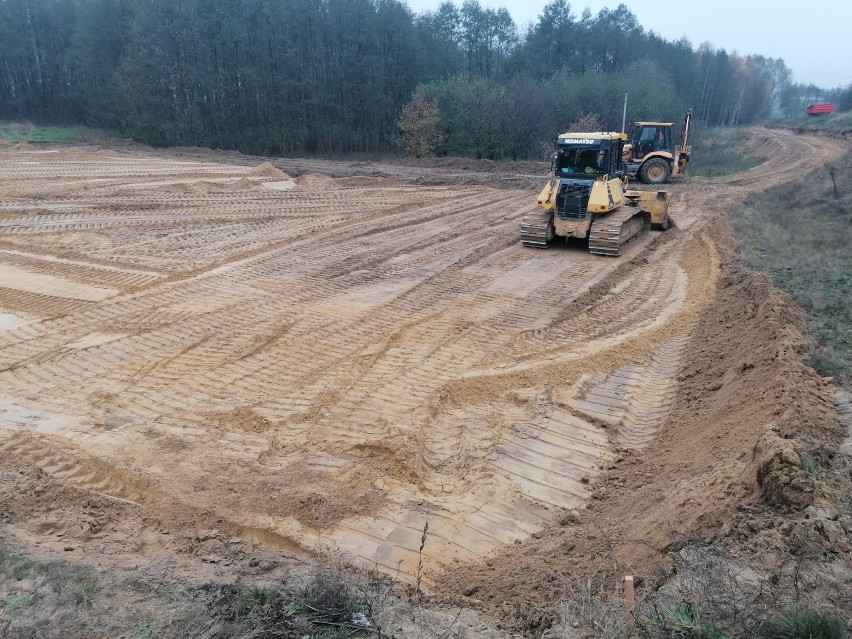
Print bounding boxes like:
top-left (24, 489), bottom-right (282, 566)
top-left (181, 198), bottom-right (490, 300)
top-left (0, 130), bottom-right (847, 591)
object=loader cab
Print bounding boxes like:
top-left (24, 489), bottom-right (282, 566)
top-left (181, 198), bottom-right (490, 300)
top-left (553, 135), bottom-right (625, 179)
top-left (628, 122), bottom-right (673, 159)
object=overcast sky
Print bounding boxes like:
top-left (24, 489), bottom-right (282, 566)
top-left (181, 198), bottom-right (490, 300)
top-left (406, 0), bottom-right (852, 89)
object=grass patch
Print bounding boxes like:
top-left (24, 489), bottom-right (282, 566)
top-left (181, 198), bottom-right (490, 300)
top-left (132, 620), bottom-right (155, 638)
top-left (797, 111), bottom-right (852, 136)
top-left (689, 126), bottom-right (763, 177)
top-left (0, 121), bottom-right (116, 143)
top-left (660, 601), bottom-right (728, 639)
top-left (6, 592), bottom-right (33, 613)
top-left (763, 606), bottom-right (846, 639)
top-left (70, 579), bottom-right (99, 608)
top-left (732, 153), bottom-right (852, 387)
top-left (559, 574), bottom-right (627, 638)
top-left (0, 538), bottom-right (400, 639)
top-left (302, 556), bottom-right (366, 623)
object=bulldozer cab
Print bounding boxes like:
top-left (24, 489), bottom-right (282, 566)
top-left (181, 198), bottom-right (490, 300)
top-left (554, 137), bottom-right (624, 178)
top-left (629, 123), bottom-right (673, 159)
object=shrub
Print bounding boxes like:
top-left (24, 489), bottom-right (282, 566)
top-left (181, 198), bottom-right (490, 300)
top-left (302, 558), bottom-right (363, 623)
top-left (661, 601), bottom-right (728, 639)
top-left (763, 607), bottom-right (846, 639)
top-left (70, 580), bottom-right (99, 608)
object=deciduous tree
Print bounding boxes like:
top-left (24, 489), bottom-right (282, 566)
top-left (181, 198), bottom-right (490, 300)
top-left (395, 91), bottom-right (445, 157)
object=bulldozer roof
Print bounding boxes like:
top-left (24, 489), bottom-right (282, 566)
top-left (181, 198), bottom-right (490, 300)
top-left (557, 132), bottom-right (627, 141)
top-left (634, 121), bottom-right (674, 127)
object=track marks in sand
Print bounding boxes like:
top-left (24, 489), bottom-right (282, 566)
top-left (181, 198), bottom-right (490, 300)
top-left (570, 334), bottom-right (692, 448)
top-left (0, 431), bottom-right (158, 504)
top-left (0, 144), bottom-right (729, 580)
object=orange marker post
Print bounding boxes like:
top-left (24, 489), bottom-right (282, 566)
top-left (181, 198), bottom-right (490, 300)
top-left (623, 575), bottom-right (635, 635)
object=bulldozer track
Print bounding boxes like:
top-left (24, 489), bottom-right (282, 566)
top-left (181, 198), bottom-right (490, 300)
top-left (519, 208), bottom-right (553, 247)
top-left (569, 333), bottom-right (692, 448)
top-left (587, 207), bottom-right (651, 256)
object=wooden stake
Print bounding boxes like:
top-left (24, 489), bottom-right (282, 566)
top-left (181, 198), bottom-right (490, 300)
top-left (623, 575), bottom-right (635, 635)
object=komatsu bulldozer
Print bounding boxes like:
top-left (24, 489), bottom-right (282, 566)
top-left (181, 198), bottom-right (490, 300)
top-left (623, 110), bottom-right (692, 184)
top-left (520, 131), bottom-right (672, 256)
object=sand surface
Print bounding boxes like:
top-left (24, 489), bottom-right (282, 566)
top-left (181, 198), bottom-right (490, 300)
top-left (0, 131), bottom-right (849, 606)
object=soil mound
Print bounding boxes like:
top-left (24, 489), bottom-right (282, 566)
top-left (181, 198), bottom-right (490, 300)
top-left (287, 467), bottom-right (387, 530)
top-left (294, 173), bottom-right (339, 190)
top-left (246, 162), bottom-right (290, 180)
top-left (206, 406), bottom-right (275, 433)
top-left (0, 437), bottom-right (139, 541)
top-left (187, 181), bottom-right (218, 193)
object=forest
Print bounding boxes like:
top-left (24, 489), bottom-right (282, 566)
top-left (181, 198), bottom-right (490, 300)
top-left (0, 0), bottom-right (849, 158)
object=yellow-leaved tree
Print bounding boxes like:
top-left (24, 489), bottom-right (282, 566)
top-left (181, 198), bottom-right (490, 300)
top-left (395, 91), bottom-right (445, 158)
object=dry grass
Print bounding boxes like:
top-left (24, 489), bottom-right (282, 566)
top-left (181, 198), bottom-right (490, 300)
top-left (548, 542), bottom-right (852, 639)
top-left (798, 112), bottom-right (852, 137)
top-left (688, 126), bottom-right (762, 178)
top-left (733, 153), bottom-right (852, 387)
top-left (557, 574), bottom-right (626, 639)
top-left (0, 539), bottom-right (440, 639)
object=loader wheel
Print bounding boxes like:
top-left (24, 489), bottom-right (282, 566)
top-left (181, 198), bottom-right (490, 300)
top-left (640, 158), bottom-right (671, 184)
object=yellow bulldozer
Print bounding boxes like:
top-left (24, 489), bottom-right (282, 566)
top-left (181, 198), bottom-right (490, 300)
top-left (622, 110), bottom-right (692, 184)
top-left (520, 131), bottom-right (672, 256)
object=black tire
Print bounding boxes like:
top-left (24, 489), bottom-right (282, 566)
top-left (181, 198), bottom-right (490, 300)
top-left (639, 158), bottom-right (671, 184)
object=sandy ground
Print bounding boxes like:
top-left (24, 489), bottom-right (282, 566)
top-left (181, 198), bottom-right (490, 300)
top-left (1, 131), bottom-right (850, 627)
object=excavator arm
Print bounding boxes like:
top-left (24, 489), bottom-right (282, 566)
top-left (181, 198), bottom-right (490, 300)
top-left (675, 109), bottom-right (692, 174)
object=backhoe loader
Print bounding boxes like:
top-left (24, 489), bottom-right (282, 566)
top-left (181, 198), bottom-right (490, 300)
top-left (623, 110), bottom-right (692, 184)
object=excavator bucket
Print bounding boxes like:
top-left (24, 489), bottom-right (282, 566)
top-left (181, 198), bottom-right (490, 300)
top-left (624, 189), bottom-right (672, 230)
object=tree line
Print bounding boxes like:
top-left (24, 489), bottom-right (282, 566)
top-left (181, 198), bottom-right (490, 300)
top-left (0, 0), bottom-right (840, 158)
